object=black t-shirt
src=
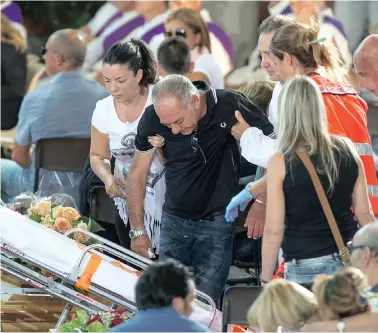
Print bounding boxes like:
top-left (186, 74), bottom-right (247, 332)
top-left (135, 81), bottom-right (274, 219)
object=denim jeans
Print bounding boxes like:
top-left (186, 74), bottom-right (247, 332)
top-left (1, 158), bottom-right (33, 202)
top-left (160, 212), bottom-right (236, 301)
top-left (285, 253), bottom-right (343, 285)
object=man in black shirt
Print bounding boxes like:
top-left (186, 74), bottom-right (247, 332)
top-left (126, 74), bottom-right (274, 301)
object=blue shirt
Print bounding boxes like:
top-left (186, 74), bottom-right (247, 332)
top-left (368, 284), bottom-right (378, 310)
top-left (15, 71), bottom-right (109, 185)
top-left (110, 307), bottom-right (208, 332)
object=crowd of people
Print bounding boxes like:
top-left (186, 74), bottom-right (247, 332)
top-left (1, 0), bottom-right (378, 331)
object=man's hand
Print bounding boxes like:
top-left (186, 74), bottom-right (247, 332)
top-left (131, 235), bottom-right (156, 259)
top-left (245, 194), bottom-right (267, 239)
top-left (230, 111), bottom-right (251, 140)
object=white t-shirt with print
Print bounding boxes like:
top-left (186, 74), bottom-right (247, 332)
top-left (91, 88), bottom-right (165, 252)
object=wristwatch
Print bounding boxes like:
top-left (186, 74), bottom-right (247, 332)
top-left (129, 229), bottom-right (146, 240)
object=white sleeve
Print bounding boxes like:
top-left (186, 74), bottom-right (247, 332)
top-left (209, 33), bottom-right (232, 76)
top-left (87, 3), bottom-right (118, 36)
top-left (240, 127), bottom-right (279, 168)
top-left (91, 100), bottom-right (109, 135)
top-left (194, 53), bottom-right (224, 89)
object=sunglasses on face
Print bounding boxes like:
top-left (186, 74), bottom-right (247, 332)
top-left (347, 242), bottom-right (378, 254)
top-left (164, 28), bottom-right (187, 39)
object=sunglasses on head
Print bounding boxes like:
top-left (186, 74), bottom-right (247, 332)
top-left (164, 28), bottom-right (187, 39)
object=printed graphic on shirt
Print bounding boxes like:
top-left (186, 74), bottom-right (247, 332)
top-left (112, 132), bottom-right (165, 194)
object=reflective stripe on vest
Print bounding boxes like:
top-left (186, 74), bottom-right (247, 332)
top-left (368, 185), bottom-right (378, 197)
top-left (354, 143), bottom-right (373, 156)
top-left (354, 143), bottom-right (378, 198)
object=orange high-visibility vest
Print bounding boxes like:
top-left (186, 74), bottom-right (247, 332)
top-left (310, 74), bottom-right (378, 215)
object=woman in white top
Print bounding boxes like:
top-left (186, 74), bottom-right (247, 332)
top-left (90, 39), bottom-right (165, 256)
top-left (163, 8), bottom-right (224, 89)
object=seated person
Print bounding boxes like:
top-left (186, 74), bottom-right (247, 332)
top-left (0, 1), bottom-right (27, 41)
top-left (1, 14), bottom-right (27, 130)
top-left (248, 279), bottom-right (318, 331)
top-left (239, 81), bottom-right (274, 117)
top-left (110, 259), bottom-right (207, 332)
top-left (80, 1), bottom-right (123, 42)
top-left (162, 0), bottom-right (233, 76)
top-left (0, 29), bottom-right (108, 203)
top-left (83, 1), bottom-right (144, 72)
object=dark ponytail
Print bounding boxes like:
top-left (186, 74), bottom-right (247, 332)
top-left (103, 38), bottom-right (157, 87)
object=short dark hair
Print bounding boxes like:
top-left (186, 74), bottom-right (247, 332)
top-left (135, 259), bottom-right (193, 310)
top-left (257, 14), bottom-right (294, 35)
top-left (157, 37), bottom-right (191, 75)
top-left (103, 38), bottom-right (157, 87)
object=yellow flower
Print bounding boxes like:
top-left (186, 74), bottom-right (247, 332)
top-left (52, 206), bottom-right (64, 219)
top-left (41, 214), bottom-right (54, 225)
top-left (54, 217), bottom-right (72, 233)
top-left (62, 207), bottom-right (81, 223)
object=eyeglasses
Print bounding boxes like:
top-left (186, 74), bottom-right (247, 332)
top-left (347, 242), bottom-right (378, 254)
top-left (164, 28), bottom-right (187, 39)
top-left (191, 132), bottom-right (206, 164)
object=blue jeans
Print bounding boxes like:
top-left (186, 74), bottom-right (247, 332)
top-left (285, 253), bottom-right (343, 284)
top-left (1, 158), bottom-right (33, 202)
top-left (160, 212), bottom-right (235, 301)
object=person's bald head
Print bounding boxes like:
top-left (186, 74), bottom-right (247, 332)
top-left (351, 222), bottom-right (378, 285)
top-left (353, 34), bottom-right (378, 96)
top-left (44, 29), bottom-right (87, 76)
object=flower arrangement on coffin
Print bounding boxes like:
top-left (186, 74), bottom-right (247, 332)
top-left (8, 193), bottom-right (104, 281)
top-left (26, 201), bottom-right (104, 245)
top-left (57, 309), bottom-right (135, 332)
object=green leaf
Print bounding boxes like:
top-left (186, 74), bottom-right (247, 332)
top-left (59, 318), bottom-right (84, 332)
top-left (76, 310), bottom-right (89, 325)
top-left (81, 216), bottom-right (105, 233)
top-left (87, 321), bottom-right (107, 332)
top-left (29, 214), bottom-right (42, 222)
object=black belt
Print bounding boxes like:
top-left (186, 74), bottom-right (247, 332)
top-left (199, 209), bottom-right (225, 221)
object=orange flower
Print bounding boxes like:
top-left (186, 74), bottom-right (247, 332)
top-left (54, 217), bottom-right (72, 233)
top-left (74, 232), bottom-right (89, 243)
top-left (52, 206), bottom-right (64, 219)
top-left (62, 207), bottom-right (81, 222)
top-left (31, 201), bottom-right (51, 217)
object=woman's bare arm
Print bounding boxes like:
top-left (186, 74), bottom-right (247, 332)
top-left (261, 152), bottom-right (286, 281)
top-left (352, 156), bottom-right (375, 226)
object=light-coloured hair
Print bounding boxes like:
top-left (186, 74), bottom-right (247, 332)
top-left (257, 14), bottom-right (294, 35)
top-left (270, 17), bottom-right (345, 83)
top-left (247, 280), bottom-right (318, 332)
top-left (1, 14), bottom-right (26, 52)
top-left (152, 74), bottom-right (199, 107)
top-left (278, 75), bottom-right (358, 193)
top-left (166, 8), bottom-right (211, 53)
top-left (312, 267), bottom-right (371, 320)
top-left (240, 81), bottom-right (275, 115)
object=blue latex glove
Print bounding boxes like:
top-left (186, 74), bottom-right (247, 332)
top-left (225, 183), bottom-right (255, 223)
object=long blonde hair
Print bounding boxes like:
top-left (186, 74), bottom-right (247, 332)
top-left (270, 17), bottom-right (345, 84)
top-left (278, 75), bottom-right (357, 193)
top-left (312, 267), bottom-right (371, 320)
top-left (247, 280), bottom-right (318, 332)
top-left (1, 14), bottom-right (26, 52)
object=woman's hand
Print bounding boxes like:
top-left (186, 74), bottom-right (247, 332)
top-left (104, 175), bottom-right (126, 199)
top-left (148, 135), bottom-right (165, 149)
top-left (230, 111), bottom-right (251, 141)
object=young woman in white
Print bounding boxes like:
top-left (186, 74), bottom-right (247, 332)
top-left (163, 8), bottom-right (224, 89)
top-left (90, 39), bottom-right (165, 256)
